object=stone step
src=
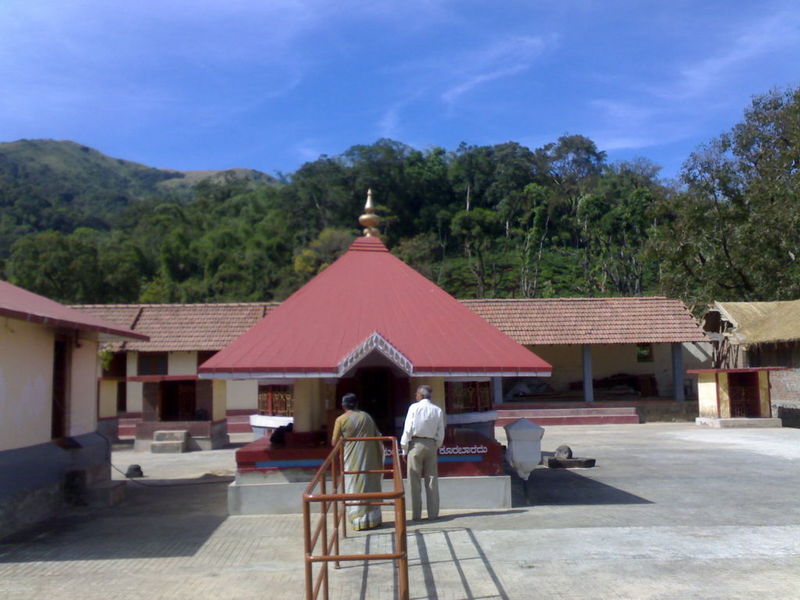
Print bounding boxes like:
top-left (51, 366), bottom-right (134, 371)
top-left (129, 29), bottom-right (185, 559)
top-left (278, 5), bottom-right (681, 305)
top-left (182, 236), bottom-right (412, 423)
top-left (117, 417), bottom-right (141, 438)
top-left (150, 440), bottom-right (188, 453)
top-left (496, 415), bottom-right (640, 426)
top-left (153, 429), bottom-right (189, 442)
top-left (496, 407), bottom-right (638, 418)
top-left (226, 414), bottom-right (251, 422)
top-left (226, 414), bottom-right (253, 433)
top-left (227, 422), bottom-right (253, 433)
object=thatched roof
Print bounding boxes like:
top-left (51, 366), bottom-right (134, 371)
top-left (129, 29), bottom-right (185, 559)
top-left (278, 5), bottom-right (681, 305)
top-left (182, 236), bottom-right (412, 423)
top-left (715, 300), bottom-right (800, 345)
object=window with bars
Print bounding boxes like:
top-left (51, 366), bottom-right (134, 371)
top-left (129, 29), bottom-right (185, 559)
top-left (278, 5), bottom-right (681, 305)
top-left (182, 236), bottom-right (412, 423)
top-left (137, 352), bottom-right (168, 375)
top-left (444, 381), bottom-right (492, 414)
top-left (636, 343), bottom-right (654, 363)
top-left (258, 385), bottom-right (294, 416)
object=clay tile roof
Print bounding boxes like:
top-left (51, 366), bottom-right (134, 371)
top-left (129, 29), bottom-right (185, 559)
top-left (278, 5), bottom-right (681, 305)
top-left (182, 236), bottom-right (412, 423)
top-left (200, 236), bottom-right (551, 376)
top-left (72, 303), bottom-right (278, 351)
top-left (1, 280), bottom-right (145, 341)
top-left (460, 297), bottom-right (707, 345)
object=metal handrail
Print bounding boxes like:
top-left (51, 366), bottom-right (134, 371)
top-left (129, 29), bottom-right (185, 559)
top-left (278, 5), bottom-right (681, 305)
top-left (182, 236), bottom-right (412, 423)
top-left (302, 435), bottom-right (408, 600)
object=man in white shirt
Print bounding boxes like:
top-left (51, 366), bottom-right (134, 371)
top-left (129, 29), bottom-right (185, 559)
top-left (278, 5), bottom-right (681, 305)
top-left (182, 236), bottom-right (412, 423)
top-left (401, 384), bottom-right (445, 521)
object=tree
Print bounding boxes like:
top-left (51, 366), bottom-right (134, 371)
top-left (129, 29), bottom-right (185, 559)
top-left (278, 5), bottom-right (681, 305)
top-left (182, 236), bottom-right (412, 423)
top-left (7, 230), bottom-right (105, 302)
top-left (651, 86), bottom-right (800, 302)
top-left (450, 208), bottom-right (504, 297)
top-left (579, 160), bottom-right (663, 295)
top-left (293, 228), bottom-right (356, 281)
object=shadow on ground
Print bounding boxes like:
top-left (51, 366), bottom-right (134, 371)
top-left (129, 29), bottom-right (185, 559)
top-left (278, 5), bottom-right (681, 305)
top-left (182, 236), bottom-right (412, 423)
top-left (337, 526), bottom-right (510, 600)
top-left (515, 468), bottom-right (652, 506)
top-left (0, 478), bottom-right (230, 563)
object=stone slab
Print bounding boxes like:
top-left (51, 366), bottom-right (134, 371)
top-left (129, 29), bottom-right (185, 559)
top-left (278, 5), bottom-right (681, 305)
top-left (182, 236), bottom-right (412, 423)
top-left (153, 430), bottom-right (189, 442)
top-left (150, 441), bottom-right (187, 454)
top-left (228, 475), bottom-right (511, 515)
top-left (546, 457), bottom-right (596, 468)
top-left (696, 417), bottom-right (783, 428)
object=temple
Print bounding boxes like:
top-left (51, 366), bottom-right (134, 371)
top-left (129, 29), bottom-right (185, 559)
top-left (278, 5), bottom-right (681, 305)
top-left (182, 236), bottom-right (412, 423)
top-left (198, 191), bottom-right (551, 508)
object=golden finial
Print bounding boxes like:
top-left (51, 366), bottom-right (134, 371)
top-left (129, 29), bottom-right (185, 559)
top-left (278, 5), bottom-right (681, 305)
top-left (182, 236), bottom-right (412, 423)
top-left (358, 188), bottom-right (381, 237)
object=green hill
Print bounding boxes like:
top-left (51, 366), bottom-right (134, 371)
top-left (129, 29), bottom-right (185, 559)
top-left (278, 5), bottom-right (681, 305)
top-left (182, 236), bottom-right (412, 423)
top-left (0, 139), bottom-right (274, 255)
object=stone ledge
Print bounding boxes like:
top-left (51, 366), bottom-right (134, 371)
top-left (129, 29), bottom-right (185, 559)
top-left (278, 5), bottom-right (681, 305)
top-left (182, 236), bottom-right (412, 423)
top-left (546, 457), bottom-right (596, 468)
top-left (695, 417), bottom-right (783, 428)
top-left (228, 475), bottom-right (511, 515)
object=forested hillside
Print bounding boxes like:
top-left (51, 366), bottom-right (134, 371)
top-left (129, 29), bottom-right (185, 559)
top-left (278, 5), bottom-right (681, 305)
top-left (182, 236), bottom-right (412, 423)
top-left (2, 87), bottom-right (799, 306)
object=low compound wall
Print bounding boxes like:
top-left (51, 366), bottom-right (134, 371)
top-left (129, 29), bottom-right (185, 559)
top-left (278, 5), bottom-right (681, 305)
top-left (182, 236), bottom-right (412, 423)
top-left (0, 433), bottom-right (111, 540)
top-left (770, 369), bottom-right (800, 427)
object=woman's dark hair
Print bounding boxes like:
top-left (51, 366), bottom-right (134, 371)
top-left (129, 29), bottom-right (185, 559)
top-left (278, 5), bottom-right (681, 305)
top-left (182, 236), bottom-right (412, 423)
top-left (342, 393), bottom-right (358, 410)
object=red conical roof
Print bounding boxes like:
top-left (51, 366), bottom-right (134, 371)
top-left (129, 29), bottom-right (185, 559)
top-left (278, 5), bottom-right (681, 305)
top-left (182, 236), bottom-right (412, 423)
top-left (199, 236), bottom-right (550, 377)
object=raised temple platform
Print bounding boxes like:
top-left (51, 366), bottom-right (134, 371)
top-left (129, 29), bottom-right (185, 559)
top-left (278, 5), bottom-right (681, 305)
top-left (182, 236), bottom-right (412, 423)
top-left (228, 475), bottom-right (511, 515)
top-left (229, 428), bottom-right (510, 514)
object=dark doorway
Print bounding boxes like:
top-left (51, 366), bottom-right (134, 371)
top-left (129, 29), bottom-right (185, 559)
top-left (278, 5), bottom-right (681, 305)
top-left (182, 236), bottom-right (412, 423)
top-left (116, 381), bottom-right (127, 413)
top-left (337, 367), bottom-right (409, 436)
top-left (160, 381), bottom-right (198, 421)
top-left (51, 339), bottom-right (68, 439)
top-left (728, 372), bottom-right (761, 417)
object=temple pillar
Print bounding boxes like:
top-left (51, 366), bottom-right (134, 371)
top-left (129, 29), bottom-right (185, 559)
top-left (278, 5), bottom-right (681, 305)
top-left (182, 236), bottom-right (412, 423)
top-left (212, 379), bottom-right (227, 421)
top-left (491, 377), bottom-right (503, 405)
top-left (672, 342), bottom-right (685, 402)
top-left (582, 345), bottom-right (594, 403)
top-left (293, 379), bottom-right (323, 432)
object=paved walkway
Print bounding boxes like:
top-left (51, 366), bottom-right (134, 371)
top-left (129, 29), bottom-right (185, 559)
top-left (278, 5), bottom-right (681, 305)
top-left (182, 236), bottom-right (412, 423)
top-left (1, 423), bottom-right (799, 599)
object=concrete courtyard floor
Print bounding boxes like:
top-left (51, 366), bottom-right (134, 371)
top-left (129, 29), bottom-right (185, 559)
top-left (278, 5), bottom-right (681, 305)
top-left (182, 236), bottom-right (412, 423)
top-left (1, 423), bottom-right (800, 599)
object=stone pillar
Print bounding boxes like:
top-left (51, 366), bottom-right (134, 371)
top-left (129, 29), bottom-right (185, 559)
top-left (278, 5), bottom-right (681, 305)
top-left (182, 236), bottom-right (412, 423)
top-left (672, 343), bottom-right (685, 402)
top-left (491, 377), bottom-right (503, 405)
top-left (582, 345), bottom-right (594, 403)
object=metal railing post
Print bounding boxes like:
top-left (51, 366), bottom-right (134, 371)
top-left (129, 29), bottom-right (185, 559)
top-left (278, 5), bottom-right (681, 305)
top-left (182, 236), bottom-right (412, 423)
top-left (303, 498), bottom-right (313, 599)
top-left (302, 436), bottom-right (408, 600)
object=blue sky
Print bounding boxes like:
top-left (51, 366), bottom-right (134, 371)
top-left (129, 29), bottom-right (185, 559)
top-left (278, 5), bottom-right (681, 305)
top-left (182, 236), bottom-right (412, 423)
top-left (1, 1), bottom-right (798, 180)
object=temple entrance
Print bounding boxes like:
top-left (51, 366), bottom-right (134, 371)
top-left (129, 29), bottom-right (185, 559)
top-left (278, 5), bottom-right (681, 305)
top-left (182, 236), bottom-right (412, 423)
top-left (336, 367), bottom-right (410, 436)
top-left (728, 372), bottom-right (761, 417)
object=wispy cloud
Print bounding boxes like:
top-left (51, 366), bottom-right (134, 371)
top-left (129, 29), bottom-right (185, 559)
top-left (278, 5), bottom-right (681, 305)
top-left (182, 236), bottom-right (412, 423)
top-left (441, 35), bottom-right (556, 104)
top-left (372, 34), bottom-right (557, 139)
top-left (652, 9), bottom-right (800, 100)
top-left (378, 106), bottom-right (402, 139)
top-left (585, 6), bottom-right (800, 155)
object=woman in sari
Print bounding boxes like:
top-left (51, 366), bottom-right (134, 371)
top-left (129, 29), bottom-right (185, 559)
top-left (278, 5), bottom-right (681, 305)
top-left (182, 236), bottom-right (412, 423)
top-left (331, 393), bottom-right (383, 530)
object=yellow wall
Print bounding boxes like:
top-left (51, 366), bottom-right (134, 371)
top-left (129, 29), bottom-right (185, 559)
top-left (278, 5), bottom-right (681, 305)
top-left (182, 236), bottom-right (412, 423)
top-left (293, 379), bottom-right (323, 432)
top-left (528, 343), bottom-right (692, 397)
top-left (697, 373), bottom-right (719, 417)
top-left (226, 379), bottom-right (258, 410)
top-left (758, 371), bottom-right (771, 417)
top-left (0, 318), bottom-right (54, 451)
top-left (0, 319), bottom-right (100, 449)
top-left (68, 337), bottom-right (99, 437)
top-left (212, 379), bottom-right (227, 421)
top-left (718, 372), bottom-right (731, 418)
top-left (168, 351), bottom-right (196, 376)
top-left (410, 377), bottom-right (446, 412)
top-left (126, 353), bottom-right (143, 413)
top-left (98, 380), bottom-right (118, 419)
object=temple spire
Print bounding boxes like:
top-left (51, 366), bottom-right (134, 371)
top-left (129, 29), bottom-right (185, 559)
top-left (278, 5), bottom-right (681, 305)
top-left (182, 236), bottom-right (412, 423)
top-left (358, 188), bottom-right (381, 237)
